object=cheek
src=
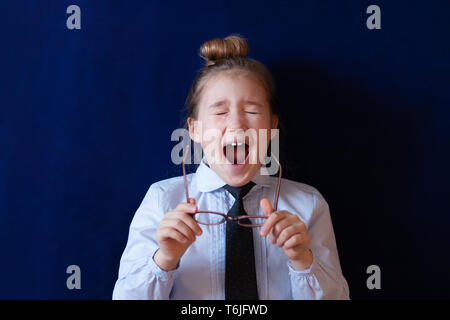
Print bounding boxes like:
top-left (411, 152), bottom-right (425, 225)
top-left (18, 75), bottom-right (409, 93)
top-left (253, 116), bottom-right (274, 135)
top-left (196, 117), bottom-right (223, 149)
top-left (253, 118), bottom-right (275, 153)
top-left (253, 109), bottom-right (273, 127)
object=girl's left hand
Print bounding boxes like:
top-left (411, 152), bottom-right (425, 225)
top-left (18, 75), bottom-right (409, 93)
top-left (259, 198), bottom-right (313, 270)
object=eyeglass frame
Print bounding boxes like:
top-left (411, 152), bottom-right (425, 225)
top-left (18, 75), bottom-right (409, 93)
top-left (181, 146), bottom-right (282, 227)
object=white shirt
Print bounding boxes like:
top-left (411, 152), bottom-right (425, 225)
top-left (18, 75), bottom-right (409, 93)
top-left (112, 160), bottom-right (350, 300)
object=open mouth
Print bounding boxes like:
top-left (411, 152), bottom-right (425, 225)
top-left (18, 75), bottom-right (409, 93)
top-left (223, 141), bottom-right (249, 165)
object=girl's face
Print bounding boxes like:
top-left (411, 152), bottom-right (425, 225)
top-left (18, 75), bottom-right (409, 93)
top-left (188, 72), bottom-right (278, 187)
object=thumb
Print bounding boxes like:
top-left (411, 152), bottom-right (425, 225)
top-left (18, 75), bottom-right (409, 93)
top-left (260, 198), bottom-right (275, 216)
top-left (188, 198), bottom-right (196, 205)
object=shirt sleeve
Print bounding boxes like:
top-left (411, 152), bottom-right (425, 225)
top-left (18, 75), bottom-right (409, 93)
top-left (112, 184), bottom-right (176, 300)
top-left (288, 190), bottom-right (350, 300)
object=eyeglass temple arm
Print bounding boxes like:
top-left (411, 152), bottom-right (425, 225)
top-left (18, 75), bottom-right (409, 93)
top-left (182, 144), bottom-right (190, 202)
top-left (272, 154), bottom-right (282, 211)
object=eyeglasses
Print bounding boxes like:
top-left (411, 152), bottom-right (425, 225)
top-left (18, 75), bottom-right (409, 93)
top-left (181, 146), bottom-right (282, 228)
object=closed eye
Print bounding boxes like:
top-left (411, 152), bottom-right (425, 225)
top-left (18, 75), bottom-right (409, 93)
top-left (245, 111), bottom-right (258, 115)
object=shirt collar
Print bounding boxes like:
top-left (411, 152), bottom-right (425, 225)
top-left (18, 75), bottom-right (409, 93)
top-left (195, 159), bottom-right (272, 193)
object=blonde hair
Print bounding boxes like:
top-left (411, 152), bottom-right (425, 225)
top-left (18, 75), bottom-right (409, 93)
top-left (185, 34), bottom-right (277, 119)
top-left (199, 35), bottom-right (249, 66)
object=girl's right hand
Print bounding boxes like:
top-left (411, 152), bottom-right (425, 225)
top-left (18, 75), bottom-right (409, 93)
top-left (154, 199), bottom-right (203, 271)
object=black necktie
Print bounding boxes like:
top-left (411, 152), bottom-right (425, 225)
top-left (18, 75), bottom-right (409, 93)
top-left (223, 182), bottom-right (259, 300)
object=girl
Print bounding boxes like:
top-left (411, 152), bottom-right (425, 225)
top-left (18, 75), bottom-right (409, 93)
top-left (113, 35), bottom-right (349, 300)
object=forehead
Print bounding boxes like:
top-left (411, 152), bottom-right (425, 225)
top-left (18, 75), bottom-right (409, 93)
top-left (199, 71), bottom-right (268, 105)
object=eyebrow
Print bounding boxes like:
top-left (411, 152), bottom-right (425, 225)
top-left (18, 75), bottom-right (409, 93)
top-left (208, 100), bottom-right (228, 109)
top-left (208, 99), bottom-right (265, 109)
top-left (244, 100), bottom-right (264, 107)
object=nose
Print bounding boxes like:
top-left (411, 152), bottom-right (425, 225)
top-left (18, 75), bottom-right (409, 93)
top-left (226, 108), bottom-right (247, 131)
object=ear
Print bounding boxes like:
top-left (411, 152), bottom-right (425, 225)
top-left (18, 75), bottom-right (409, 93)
top-left (187, 117), bottom-right (201, 143)
top-left (271, 114), bottom-right (279, 130)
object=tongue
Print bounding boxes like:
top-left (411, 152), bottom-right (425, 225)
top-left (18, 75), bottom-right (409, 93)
top-left (225, 145), bottom-right (247, 164)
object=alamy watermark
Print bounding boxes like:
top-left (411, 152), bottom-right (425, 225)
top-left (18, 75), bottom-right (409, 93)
top-left (170, 121), bottom-right (280, 175)
top-left (366, 5), bottom-right (381, 30)
top-left (366, 265), bottom-right (381, 290)
top-left (66, 5), bottom-right (81, 30)
top-left (66, 265), bottom-right (81, 290)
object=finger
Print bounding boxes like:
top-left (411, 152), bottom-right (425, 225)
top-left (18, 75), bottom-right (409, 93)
top-left (188, 198), bottom-right (196, 205)
top-left (260, 198), bottom-right (275, 217)
top-left (283, 233), bottom-right (310, 249)
top-left (282, 234), bottom-right (303, 249)
top-left (267, 216), bottom-right (291, 244)
top-left (165, 207), bottom-right (197, 220)
top-left (174, 202), bottom-right (198, 213)
top-left (158, 227), bottom-right (189, 243)
top-left (276, 225), bottom-right (301, 247)
top-left (164, 219), bottom-right (197, 242)
top-left (178, 212), bottom-right (203, 236)
top-left (165, 211), bottom-right (203, 235)
top-left (271, 215), bottom-right (298, 238)
top-left (260, 211), bottom-right (286, 237)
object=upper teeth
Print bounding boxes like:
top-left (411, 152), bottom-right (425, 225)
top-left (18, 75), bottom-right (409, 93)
top-left (230, 142), bottom-right (244, 146)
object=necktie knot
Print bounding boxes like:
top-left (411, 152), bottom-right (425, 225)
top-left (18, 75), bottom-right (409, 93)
top-left (223, 182), bottom-right (255, 200)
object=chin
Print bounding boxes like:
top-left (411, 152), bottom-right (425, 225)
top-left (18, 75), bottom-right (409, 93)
top-left (214, 163), bottom-right (260, 187)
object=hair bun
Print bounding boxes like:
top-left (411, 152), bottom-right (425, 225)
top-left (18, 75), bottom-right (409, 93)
top-left (199, 35), bottom-right (249, 66)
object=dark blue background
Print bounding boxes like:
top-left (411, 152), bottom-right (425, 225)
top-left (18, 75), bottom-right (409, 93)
top-left (1, 0), bottom-right (449, 299)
